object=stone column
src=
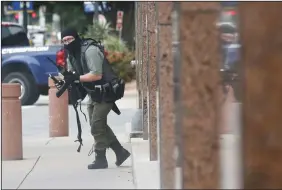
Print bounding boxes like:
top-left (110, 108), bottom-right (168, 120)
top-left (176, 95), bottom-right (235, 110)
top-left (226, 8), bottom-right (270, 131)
top-left (135, 2), bottom-right (142, 109)
top-left (157, 2), bottom-right (176, 189)
top-left (147, 2), bottom-right (158, 161)
top-left (48, 77), bottom-right (69, 137)
top-left (131, 2), bottom-right (144, 135)
top-left (2, 84), bottom-right (23, 161)
top-left (138, 3), bottom-right (143, 110)
top-left (141, 2), bottom-right (149, 140)
top-left (238, 2), bottom-right (282, 189)
top-left (178, 2), bottom-right (221, 188)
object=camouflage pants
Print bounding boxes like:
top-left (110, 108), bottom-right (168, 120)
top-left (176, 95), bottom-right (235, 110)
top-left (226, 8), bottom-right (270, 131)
top-left (87, 101), bottom-right (117, 150)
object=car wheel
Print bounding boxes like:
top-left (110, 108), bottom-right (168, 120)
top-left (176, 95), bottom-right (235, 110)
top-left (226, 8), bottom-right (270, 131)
top-left (3, 72), bottom-right (40, 105)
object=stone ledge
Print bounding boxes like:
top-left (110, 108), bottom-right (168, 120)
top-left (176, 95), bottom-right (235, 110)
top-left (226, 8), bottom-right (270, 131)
top-left (124, 109), bottom-right (143, 142)
top-left (130, 138), bottom-right (160, 189)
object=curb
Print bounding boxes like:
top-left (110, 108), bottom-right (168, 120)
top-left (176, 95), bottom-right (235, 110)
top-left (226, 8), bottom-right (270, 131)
top-left (124, 89), bottom-right (138, 96)
top-left (130, 138), bottom-right (139, 190)
top-left (129, 138), bottom-right (160, 189)
top-left (125, 122), bottom-right (143, 141)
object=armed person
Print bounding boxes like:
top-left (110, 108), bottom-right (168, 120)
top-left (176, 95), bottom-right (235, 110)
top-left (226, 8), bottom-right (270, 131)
top-left (60, 28), bottom-right (130, 170)
top-left (218, 22), bottom-right (240, 102)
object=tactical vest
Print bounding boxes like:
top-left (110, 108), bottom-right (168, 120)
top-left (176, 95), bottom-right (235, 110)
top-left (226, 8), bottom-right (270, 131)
top-left (68, 38), bottom-right (125, 103)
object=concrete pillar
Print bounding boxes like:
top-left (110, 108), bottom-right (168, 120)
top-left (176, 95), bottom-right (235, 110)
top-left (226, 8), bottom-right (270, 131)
top-left (238, 2), bottom-right (282, 188)
top-left (48, 77), bottom-right (69, 137)
top-left (147, 1), bottom-right (158, 161)
top-left (2, 84), bottom-right (23, 160)
top-left (130, 2), bottom-right (144, 135)
top-left (138, 2), bottom-right (143, 110)
top-left (177, 2), bottom-right (221, 188)
top-left (141, 2), bottom-right (149, 140)
top-left (157, 2), bottom-right (176, 189)
top-left (135, 2), bottom-right (142, 109)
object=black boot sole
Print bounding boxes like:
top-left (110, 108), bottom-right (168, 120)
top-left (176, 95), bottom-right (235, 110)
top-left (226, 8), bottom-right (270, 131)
top-left (88, 162), bottom-right (108, 169)
top-left (116, 149), bottom-right (131, 167)
top-left (88, 164), bottom-right (108, 170)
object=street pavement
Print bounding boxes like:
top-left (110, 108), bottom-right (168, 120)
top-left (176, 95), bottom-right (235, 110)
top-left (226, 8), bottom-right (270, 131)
top-left (130, 138), bottom-right (160, 189)
top-left (21, 93), bottom-right (137, 139)
top-left (3, 86), bottom-right (243, 189)
top-left (3, 91), bottom-right (138, 189)
top-left (129, 101), bottom-right (243, 189)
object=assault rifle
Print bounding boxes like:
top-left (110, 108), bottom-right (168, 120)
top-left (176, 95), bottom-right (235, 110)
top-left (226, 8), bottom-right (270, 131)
top-left (47, 57), bottom-right (87, 153)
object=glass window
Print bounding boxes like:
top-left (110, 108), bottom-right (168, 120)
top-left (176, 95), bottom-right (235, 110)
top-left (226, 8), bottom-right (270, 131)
top-left (8, 25), bottom-right (25, 35)
top-left (219, 10), bottom-right (238, 25)
top-left (1, 26), bottom-right (10, 39)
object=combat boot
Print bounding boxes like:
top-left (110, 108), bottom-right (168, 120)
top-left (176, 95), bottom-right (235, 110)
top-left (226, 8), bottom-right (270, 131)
top-left (109, 140), bottom-right (131, 166)
top-left (88, 149), bottom-right (108, 169)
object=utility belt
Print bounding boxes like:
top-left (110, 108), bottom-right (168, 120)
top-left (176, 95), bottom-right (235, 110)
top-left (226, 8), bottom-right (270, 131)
top-left (89, 79), bottom-right (125, 103)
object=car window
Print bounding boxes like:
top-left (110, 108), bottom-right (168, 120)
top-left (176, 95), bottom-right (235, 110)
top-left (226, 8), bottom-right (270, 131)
top-left (8, 25), bottom-right (25, 35)
top-left (1, 25), bottom-right (30, 47)
top-left (220, 13), bottom-right (233, 22)
top-left (1, 26), bottom-right (10, 39)
top-left (219, 11), bottom-right (237, 25)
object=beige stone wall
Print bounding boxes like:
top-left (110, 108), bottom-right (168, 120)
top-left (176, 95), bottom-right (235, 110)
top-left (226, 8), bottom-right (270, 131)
top-left (147, 1), bottom-right (158, 161)
top-left (157, 2), bottom-right (177, 189)
top-left (140, 2), bottom-right (149, 140)
top-left (238, 2), bottom-right (282, 189)
top-left (134, 1), bottom-right (282, 189)
top-left (178, 2), bottom-right (222, 188)
top-left (135, 2), bottom-right (142, 109)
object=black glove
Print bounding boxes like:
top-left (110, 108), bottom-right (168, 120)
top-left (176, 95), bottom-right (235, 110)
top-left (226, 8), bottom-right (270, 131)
top-left (55, 80), bottom-right (65, 89)
top-left (64, 73), bottom-right (80, 83)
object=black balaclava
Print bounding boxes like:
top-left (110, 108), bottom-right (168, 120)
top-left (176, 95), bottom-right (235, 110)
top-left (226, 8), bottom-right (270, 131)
top-left (61, 28), bottom-right (81, 55)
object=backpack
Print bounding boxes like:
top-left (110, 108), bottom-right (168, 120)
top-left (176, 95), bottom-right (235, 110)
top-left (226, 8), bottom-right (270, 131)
top-left (80, 38), bottom-right (125, 101)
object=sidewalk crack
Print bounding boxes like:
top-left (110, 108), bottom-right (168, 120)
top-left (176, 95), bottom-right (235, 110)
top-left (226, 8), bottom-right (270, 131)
top-left (16, 156), bottom-right (41, 189)
top-left (45, 137), bottom-right (55, 145)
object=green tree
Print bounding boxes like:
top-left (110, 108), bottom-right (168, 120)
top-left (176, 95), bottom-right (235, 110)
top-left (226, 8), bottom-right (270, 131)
top-left (33, 1), bottom-right (135, 47)
top-left (34, 1), bottom-right (89, 33)
top-left (103, 2), bottom-right (135, 49)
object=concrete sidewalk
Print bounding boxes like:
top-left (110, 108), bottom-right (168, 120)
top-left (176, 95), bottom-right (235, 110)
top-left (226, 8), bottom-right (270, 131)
top-left (129, 103), bottom-right (242, 189)
top-left (130, 138), bottom-right (160, 189)
top-left (3, 89), bottom-right (139, 189)
top-left (2, 135), bottom-right (134, 189)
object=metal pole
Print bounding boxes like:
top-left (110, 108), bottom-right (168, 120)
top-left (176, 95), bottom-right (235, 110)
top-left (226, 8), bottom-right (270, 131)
top-left (118, 30), bottom-right (122, 40)
top-left (23, 1), bottom-right (28, 33)
top-left (94, 1), bottom-right (99, 21)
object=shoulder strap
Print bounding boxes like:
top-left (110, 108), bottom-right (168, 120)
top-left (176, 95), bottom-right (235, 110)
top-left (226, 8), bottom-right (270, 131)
top-left (80, 38), bottom-right (106, 73)
top-left (67, 53), bottom-right (84, 75)
top-left (81, 38), bottom-right (104, 55)
top-left (73, 102), bottom-right (83, 152)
